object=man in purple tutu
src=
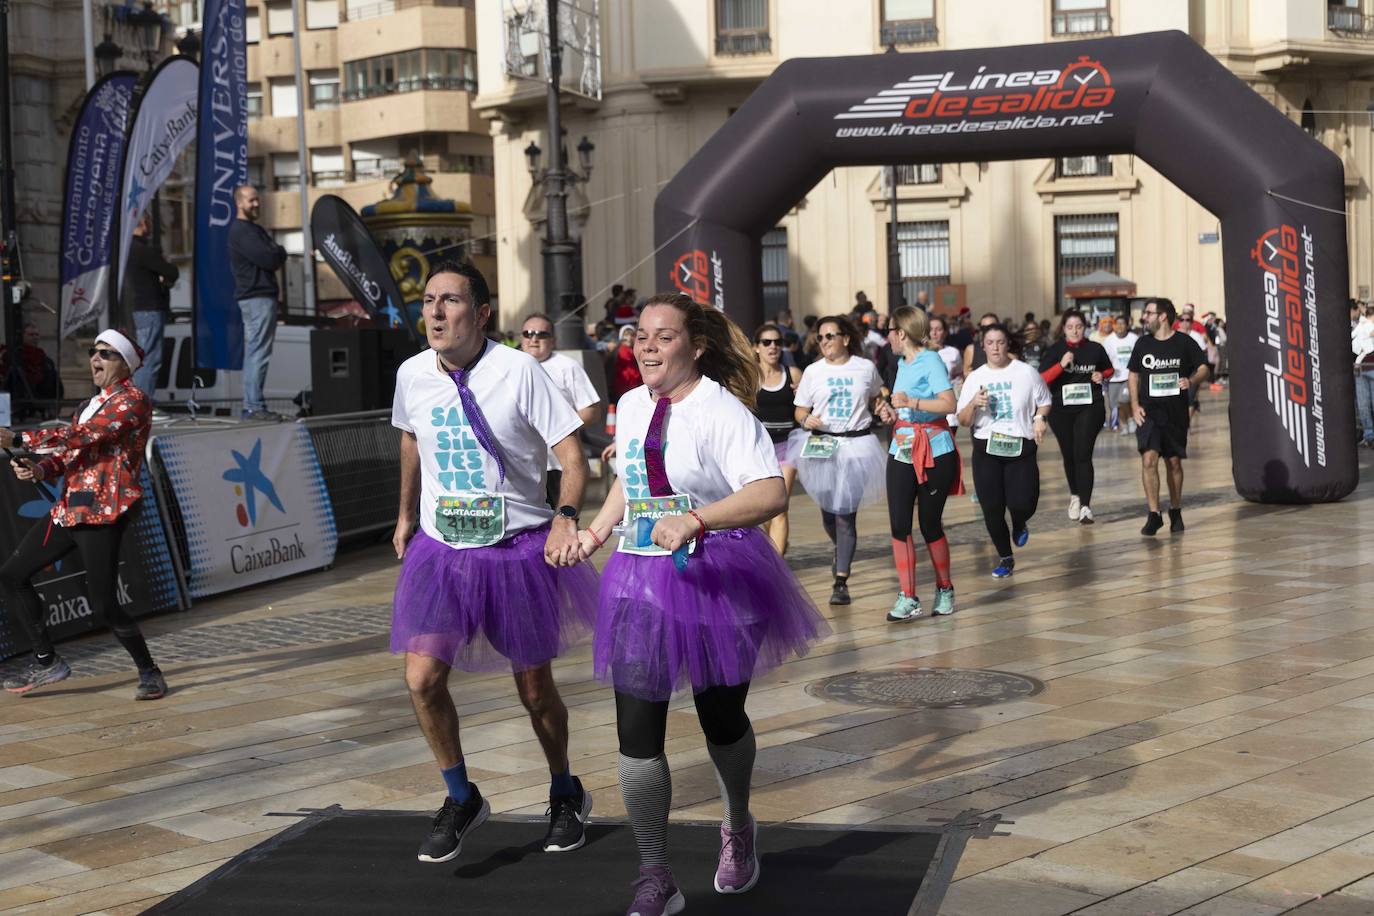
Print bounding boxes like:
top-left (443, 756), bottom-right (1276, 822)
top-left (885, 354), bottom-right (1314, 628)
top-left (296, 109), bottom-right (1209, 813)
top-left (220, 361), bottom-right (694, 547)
top-left (391, 261), bottom-right (600, 863)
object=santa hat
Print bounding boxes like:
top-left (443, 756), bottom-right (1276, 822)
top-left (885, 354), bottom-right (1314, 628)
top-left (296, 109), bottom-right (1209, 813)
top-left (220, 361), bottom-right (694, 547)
top-left (95, 327), bottom-right (145, 370)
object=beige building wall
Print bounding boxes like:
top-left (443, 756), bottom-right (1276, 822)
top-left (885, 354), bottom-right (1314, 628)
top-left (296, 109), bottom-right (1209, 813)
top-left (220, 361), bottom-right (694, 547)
top-left (476, 0), bottom-right (1373, 329)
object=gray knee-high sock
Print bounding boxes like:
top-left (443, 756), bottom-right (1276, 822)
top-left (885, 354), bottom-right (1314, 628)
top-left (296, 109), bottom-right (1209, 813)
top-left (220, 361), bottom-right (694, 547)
top-left (706, 728), bottom-right (755, 830)
top-left (618, 753), bottom-right (672, 867)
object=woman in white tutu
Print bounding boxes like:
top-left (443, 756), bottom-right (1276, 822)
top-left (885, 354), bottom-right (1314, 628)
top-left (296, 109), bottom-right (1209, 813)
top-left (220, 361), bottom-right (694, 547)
top-left (792, 314), bottom-right (893, 605)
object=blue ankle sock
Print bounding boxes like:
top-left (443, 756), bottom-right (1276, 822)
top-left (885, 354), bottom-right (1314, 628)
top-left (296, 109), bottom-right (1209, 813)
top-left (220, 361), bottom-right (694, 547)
top-left (550, 768), bottom-right (577, 798)
top-left (441, 761), bottom-right (471, 803)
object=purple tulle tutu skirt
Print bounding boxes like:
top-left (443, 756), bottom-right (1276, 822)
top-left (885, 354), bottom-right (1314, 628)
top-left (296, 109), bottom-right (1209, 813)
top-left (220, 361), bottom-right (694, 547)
top-left (594, 526), bottom-right (830, 701)
top-left (392, 525), bottom-right (598, 673)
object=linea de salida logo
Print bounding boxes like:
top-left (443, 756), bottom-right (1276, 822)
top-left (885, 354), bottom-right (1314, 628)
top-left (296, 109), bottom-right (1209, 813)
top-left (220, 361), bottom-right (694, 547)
top-left (671, 249), bottom-right (725, 310)
top-left (834, 55), bottom-right (1115, 137)
top-left (222, 438), bottom-right (285, 527)
top-left (1251, 224), bottom-right (1326, 468)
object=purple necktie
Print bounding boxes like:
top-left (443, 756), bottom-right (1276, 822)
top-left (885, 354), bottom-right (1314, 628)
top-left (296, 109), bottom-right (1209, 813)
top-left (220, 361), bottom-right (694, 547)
top-left (643, 395), bottom-right (672, 497)
top-left (447, 366), bottom-right (506, 485)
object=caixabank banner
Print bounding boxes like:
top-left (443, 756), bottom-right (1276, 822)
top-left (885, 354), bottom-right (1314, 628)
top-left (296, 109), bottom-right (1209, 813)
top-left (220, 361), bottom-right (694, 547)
top-left (0, 469), bottom-right (184, 660)
top-left (654, 30), bottom-right (1357, 504)
top-left (153, 425), bottom-right (338, 598)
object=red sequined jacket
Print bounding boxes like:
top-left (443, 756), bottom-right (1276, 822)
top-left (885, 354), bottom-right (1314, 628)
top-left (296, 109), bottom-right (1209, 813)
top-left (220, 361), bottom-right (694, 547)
top-left (19, 379), bottom-right (151, 526)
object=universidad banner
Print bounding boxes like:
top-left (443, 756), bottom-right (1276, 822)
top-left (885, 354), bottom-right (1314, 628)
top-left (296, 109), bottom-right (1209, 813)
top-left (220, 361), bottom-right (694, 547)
top-left (59, 72), bottom-right (138, 339)
top-left (310, 195), bottom-right (419, 342)
top-left (152, 424), bottom-right (337, 598)
top-left (112, 56), bottom-right (199, 320)
top-left (194, 0), bottom-right (250, 370)
top-left (0, 468), bottom-right (185, 660)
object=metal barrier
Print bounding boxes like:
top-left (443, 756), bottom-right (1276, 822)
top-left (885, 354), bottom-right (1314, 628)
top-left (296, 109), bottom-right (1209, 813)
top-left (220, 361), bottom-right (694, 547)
top-left (299, 410), bottom-right (399, 539)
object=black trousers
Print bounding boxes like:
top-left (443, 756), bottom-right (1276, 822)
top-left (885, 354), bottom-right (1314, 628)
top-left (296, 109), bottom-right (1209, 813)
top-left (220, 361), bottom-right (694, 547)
top-left (615, 683), bottom-right (752, 759)
top-left (886, 451), bottom-right (958, 543)
top-left (971, 438), bottom-right (1040, 559)
top-left (0, 515), bottom-right (147, 664)
top-left (1047, 402), bottom-right (1105, 505)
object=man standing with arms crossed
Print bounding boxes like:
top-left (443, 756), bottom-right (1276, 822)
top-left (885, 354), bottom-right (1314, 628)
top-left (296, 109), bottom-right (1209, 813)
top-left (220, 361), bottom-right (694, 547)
top-left (1129, 299), bottom-right (1208, 536)
top-left (391, 262), bottom-right (599, 863)
top-left (228, 185), bottom-right (287, 421)
top-left (518, 313), bottom-right (602, 508)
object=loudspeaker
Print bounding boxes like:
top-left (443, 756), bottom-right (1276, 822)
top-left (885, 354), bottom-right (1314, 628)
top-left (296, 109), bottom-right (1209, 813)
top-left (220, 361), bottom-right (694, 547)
top-left (310, 328), bottom-right (418, 415)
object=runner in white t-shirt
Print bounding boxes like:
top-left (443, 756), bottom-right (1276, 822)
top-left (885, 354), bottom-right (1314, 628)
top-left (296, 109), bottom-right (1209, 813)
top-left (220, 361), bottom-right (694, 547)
top-left (1104, 315), bottom-right (1139, 434)
top-left (390, 263), bottom-right (599, 865)
top-left (576, 293), bottom-right (827, 914)
top-left (791, 314), bottom-right (893, 606)
top-left (956, 323), bottom-right (1052, 579)
top-left (928, 314), bottom-right (963, 428)
top-left (519, 313), bottom-right (602, 507)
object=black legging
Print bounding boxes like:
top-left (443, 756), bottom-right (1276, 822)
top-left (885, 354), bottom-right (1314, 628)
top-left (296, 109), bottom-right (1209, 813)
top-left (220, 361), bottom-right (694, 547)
top-left (820, 511), bottom-right (858, 577)
top-left (971, 438), bottom-right (1040, 559)
top-left (616, 683), bottom-right (752, 759)
top-left (1047, 402), bottom-right (1105, 505)
top-left (886, 451), bottom-right (958, 543)
top-left (0, 514), bottom-right (155, 669)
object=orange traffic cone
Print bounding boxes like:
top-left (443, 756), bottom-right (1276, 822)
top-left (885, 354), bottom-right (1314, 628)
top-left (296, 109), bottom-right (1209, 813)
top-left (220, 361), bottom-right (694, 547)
top-left (606, 404), bottom-right (617, 436)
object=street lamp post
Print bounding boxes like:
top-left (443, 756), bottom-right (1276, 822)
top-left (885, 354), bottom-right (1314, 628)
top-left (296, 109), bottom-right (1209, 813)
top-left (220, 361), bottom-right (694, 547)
top-left (0, 0), bottom-right (19, 357)
top-left (540, 0), bottom-right (585, 350)
top-left (884, 43), bottom-right (904, 312)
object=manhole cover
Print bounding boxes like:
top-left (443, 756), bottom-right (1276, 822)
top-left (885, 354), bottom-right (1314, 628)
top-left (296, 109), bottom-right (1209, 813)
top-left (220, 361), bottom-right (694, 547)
top-left (806, 667), bottom-right (1045, 709)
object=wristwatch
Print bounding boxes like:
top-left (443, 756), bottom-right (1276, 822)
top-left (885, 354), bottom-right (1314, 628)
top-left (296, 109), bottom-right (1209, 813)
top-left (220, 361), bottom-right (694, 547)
top-left (556, 505), bottom-right (579, 522)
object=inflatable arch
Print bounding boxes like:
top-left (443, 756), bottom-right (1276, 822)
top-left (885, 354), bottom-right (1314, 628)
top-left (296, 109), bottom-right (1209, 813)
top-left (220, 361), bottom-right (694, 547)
top-left (654, 31), bottom-right (1356, 504)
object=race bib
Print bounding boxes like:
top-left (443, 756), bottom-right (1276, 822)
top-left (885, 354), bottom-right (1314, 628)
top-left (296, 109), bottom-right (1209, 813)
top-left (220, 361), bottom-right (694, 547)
top-left (894, 434), bottom-right (913, 465)
top-left (801, 435), bottom-right (839, 459)
top-left (1061, 383), bottom-right (1093, 406)
top-left (435, 494), bottom-right (505, 548)
top-left (1149, 372), bottom-right (1180, 397)
top-left (618, 494), bottom-right (699, 557)
top-left (987, 431), bottom-right (1024, 458)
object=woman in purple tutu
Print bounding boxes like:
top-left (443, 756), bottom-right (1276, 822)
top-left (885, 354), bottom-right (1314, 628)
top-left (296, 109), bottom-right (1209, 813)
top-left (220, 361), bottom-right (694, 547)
top-left (576, 292), bottom-right (829, 916)
top-left (390, 261), bottom-right (599, 865)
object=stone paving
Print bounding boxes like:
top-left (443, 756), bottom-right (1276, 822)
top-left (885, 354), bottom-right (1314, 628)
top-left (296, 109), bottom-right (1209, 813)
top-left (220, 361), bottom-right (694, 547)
top-left (1, 398), bottom-right (1373, 914)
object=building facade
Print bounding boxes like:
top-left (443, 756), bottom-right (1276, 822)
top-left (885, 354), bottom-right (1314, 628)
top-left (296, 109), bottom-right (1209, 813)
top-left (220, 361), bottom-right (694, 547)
top-left (474, 0), bottom-right (1374, 328)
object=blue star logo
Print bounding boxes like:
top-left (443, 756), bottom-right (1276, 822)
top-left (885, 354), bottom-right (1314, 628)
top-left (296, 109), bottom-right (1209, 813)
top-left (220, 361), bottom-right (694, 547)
top-left (381, 303), bottom-right (404, 328)
top-left (127, 174), bottom-right (146, 214)
top-left (222, 439), bottom-right (284, 527)
top-left (18, 478), bottom-right (65, 570)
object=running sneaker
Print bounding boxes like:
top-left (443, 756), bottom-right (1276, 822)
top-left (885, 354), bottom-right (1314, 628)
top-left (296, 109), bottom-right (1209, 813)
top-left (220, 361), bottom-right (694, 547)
top-left (1013, 526), bottom-right (1029, 548)
top-left (135, 668), bottom-right (167, 701)
top-left (885, 594), bottom-right (923, 622)
top-left (417, 786), bottom-right (489, 863)
top-left (1169, 508), bottom-right (1185, 533)
top-left (1141, 511), bottom-right (1164, 536)
top-left (1067, 495), bottom-right (1081, 521)
top-left (627, 865), bottom-right (685, 916)
top-left (932, 587), bottom-right (955, 616)
top-left (3, 656), bottom-right (71, 695)
top-left (1078, 506), bottom-right (1094, 525)
top-left (829, 578), bottom-right (850, 606)
top-left (714, 816), bottom-right (760, 894)
top-left (992, 557), bottom-right (1015, 579)
top-left (544, 778), bottom-right (592, 852)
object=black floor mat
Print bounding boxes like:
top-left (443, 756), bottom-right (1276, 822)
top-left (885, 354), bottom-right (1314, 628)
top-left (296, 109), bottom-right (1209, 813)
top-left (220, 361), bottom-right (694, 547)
top-left (150, 811), bottom-right (952, 915)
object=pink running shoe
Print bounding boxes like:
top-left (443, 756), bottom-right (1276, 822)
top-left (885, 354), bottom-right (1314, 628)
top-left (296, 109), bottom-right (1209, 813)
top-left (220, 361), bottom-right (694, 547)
top-left (626, 865), bottom-right (684, 916)
top-left (713, 816), bottom-right (760, 894)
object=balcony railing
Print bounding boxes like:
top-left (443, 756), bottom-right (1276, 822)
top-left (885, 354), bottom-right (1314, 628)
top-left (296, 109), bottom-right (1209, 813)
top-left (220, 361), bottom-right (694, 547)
top-left (353, 158), bottom-right (404, 181)
top-left (1056, 155), bottom-right (1112, 178)
top-left (1052, 9), bottom-right (1111, 36)
top-left (715, 29), bottom-right (771, 55)
top-left (895, 163), bottom-right (941, 185)
top-left (341, 76), bottom-right (477, 101)
top-left (313, 170), bottom-right (347, 188)
top-left (881, 18), bottom-right (938, 47)
top-left (273, 175), bottom-right (302, 191)
top-left (340, 0), bottom-right (469, 23)
top-left (1328, 5), bottom-right (1374, 36)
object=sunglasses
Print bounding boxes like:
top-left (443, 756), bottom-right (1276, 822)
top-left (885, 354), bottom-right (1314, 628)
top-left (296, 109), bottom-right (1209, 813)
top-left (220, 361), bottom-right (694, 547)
top-left (818, 332), bottom-right (845, 341)
top-left (88, 347), bottom-right (123, 360)
top-left (757, 338), bottom-right (782, 347)
top-left (521, 330), bottom-right (552, 340)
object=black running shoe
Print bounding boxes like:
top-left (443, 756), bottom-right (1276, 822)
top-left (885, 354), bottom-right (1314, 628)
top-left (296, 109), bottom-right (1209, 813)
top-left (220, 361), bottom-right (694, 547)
top-left (135, 668), bottom-right (167, 701)
top-left (3, 656), bottom-right (71, 695)
top-left (418, 786), bottom-right (489, 863)
top-left (1141, 512), bottom-right (1164, 536)
top-left (1169, 508), bottom-right (1185, 533)
top-left (829, 578), bottom-right (850, 606)
top-left (544, 777), bottom-right (592, 852)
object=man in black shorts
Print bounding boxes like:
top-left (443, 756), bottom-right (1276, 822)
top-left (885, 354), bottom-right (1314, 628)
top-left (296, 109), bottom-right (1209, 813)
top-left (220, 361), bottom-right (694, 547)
top-left (1128, 299), bottom-right (1208, 536)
